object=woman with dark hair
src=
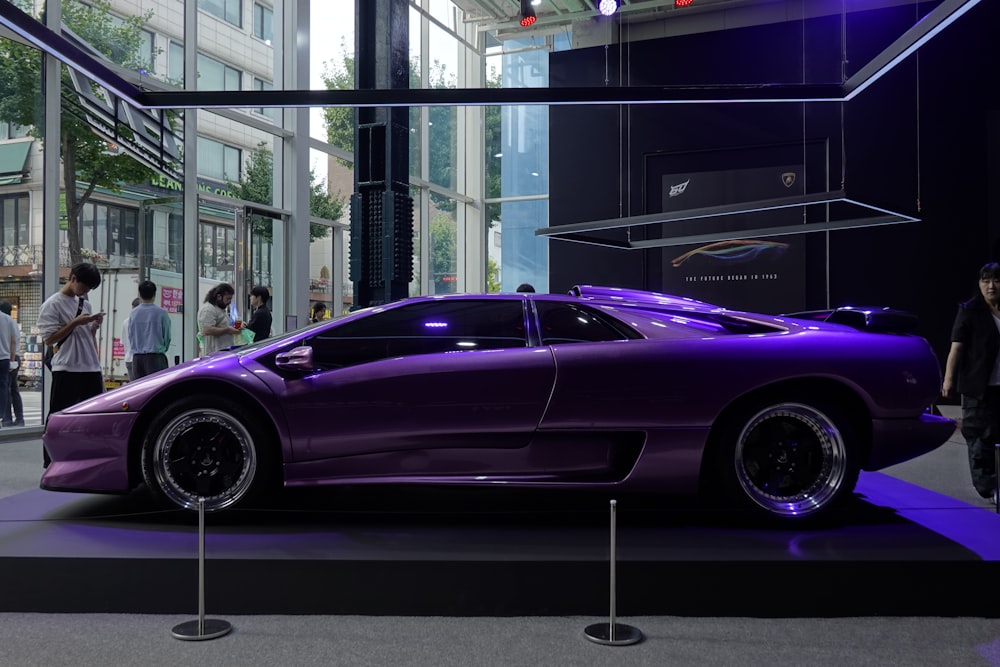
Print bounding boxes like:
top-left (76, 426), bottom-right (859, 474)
top-left (247, 285), bottom-right (272, 341)
top-left (943, 262), bottom-right (1000, 502)
top-left (310, 302), bottom-right (328, 324)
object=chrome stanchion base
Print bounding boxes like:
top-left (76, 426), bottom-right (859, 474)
top-left (171, 618), bottom-right (233, 641)
top-left (583, 622), bottom-right (643, 646)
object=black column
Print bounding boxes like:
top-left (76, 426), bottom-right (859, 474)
top-left (350, 0), bottom-right (414, 308)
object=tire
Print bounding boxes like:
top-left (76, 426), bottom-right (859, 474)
top-left (140, 395), bottom-right (272, 512)
top-left (719, 400), bottom-right (858, 521)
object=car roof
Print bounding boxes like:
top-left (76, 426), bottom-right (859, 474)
top-left (387, 285), bottom-right (722, 312)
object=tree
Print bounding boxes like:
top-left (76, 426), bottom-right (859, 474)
top-left (320, 45), bottom-right (355, 168)
top-left (487, 257), bottom-right (501, 293)
top-left (228, 142), bottom-right (345, 243)
top-left (0, 0), bottom-right (159, 265)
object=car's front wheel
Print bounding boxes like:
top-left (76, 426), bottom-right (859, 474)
top-left (720, 400), bottom-right (858, 521)
top-left (140, 396), bottom-right (270, 512)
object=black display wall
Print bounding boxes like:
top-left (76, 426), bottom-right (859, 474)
top-left (548, 0), bottom-right (999, 365)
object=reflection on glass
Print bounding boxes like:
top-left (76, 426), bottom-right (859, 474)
top-left (430, 202), bottom-right (457, 295)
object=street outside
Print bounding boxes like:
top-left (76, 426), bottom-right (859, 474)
top-left (2, 388), bottom-right (43, 430)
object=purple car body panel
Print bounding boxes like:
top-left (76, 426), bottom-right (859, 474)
top-left (40, 287), bottom-right (955, 504)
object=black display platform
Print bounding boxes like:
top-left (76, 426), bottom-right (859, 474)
top-left (1, 472), bottom-right (998, 616)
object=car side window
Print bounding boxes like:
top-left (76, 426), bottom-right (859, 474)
top-left (306, 300), bottom-right (528, 368)
top-left (536, 302), bottom-right (635, 345)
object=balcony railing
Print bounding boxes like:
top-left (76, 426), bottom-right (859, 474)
top-left (0, 244), bottom-right (44, 268)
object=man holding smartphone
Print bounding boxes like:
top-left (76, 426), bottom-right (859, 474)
top-left (37, 262), bottom-right (105, 465)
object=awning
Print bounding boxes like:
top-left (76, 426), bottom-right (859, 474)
top-left (0, 140), bottom-right (32, 176)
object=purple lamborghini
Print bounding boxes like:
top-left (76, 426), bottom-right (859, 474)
top-left (41, 286), bottom-right (954, 521)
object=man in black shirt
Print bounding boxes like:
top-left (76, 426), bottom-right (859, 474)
top-left (247, 285), bottom-right (272, 342)
top-left (943, 262), bottom-right (1000, 502)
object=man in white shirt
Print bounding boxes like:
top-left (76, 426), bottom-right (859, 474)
top-left (37, 263), bottom-right (105, 464)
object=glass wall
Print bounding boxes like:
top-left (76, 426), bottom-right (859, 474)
top-left (0, 25), bottom-right (44, 426)
top-left (0, 0), bottom-right (557, 424)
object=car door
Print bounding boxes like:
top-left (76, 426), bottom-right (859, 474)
top-left (531, 300), bottom-right (651, 429)
top-left (278, 298), bottom-right (556, 466)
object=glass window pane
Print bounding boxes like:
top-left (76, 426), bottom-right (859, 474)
top-left (95, 204), bottom-right (108, 255)
top-left (224, 146), bottom-right (241, 180)
top-left (197, 137), bottom-right (241, 181)
top-left (536, 303), bottom-right (629, 345)
top-left (198, 54), bottom-right (222, 89)
top-left (123, 209), bottom-right (138, 258)
top-left (496, 199), bottom-right (548, 293)
top-left (109, 207), bottom-right (121, 256)
top-left (225, 66), bottom-right (241, 91)
top-left (81, 204), bottom-right (95, 253)
top-left (253, 4), bottom-right (273, 42)
top-left (139, 29), bottom-right (155, 74)
top-left (200, 0), bottom-right (241, 27)
top-left (168, 41), bottom-right (183, 84)
top-left (169, 213), bottom-right (184, 272)
top-left (2, 198), bottom-right (14, 246)
top-left (17, 195), bottom-right (29, 244)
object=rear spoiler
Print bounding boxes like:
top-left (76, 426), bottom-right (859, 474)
top-left (782, 306), bottom-right (918, 334)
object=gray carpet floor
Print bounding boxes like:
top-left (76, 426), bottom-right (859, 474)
top-left (2, 406), bottom-right (999, 666)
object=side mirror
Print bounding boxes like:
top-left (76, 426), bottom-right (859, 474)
top-left (275, 345), bottom-right (314, 371)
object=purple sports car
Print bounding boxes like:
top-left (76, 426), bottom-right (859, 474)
top-left (41, 286), bottom-right (954, 521)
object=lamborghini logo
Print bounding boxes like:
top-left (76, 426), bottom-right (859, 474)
top-left (781, 172), bottom-right (796, 188)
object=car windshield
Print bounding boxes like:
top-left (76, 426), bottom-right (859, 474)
top-left (233, 306), bottom-right (380, 355)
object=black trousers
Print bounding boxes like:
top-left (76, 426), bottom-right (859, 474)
top-left (131, 353), bottom-right (169, 380)
top-left (4, 362), bottom-right (22, 423)
top-left (961, 387), bottom-right (1000, 497)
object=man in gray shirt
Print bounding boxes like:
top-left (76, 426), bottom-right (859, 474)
top-left (0, 301), bottom-right (19, 429)
top-left (127, 280), bottom-right (172, 380)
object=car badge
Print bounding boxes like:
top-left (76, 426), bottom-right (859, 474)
top-left (781, 172), bottom-right (796, 188)
top-left (669, 179), bottom-right (690, 197)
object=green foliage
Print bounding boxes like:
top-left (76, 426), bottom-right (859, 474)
top-left (62, 0), bottom-right (153, 71)
top-left (484, 73), bottom-right (503, 214)
top-left (320, 44), bottom-right (355, 167)
top-left (0, 0), bottom-right (158, 265)
top-left (228, 143), bottom-right (345, 243)
top-left (487, 257), bottom-right (501, 293)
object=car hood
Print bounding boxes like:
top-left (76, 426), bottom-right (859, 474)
top-left (58, 349), bottom-right (250, 415)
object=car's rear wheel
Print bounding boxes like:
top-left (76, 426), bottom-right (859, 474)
top-left (140, 395), bottom-right (270, 512)
top-left (720, 400), bottom-right (857, 521)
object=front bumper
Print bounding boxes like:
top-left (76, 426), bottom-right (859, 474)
top-left (40, 411), bottom-right (138, 493)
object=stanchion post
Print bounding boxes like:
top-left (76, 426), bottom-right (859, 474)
top-left (994, 444), bottom-right (999, 515)
top-left (171, 497), bottom-right (233, 641)
top-left (583, 499), bottom-right (643, 646)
